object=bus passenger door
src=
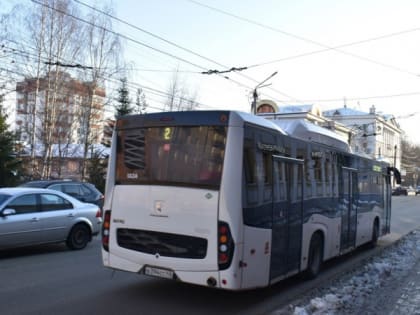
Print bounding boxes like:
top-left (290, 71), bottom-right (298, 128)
top-left (270, 156), bottom-right (303, 280)
top-left (341, 168), bottom-right (358, 251)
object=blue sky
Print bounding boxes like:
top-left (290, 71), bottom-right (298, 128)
top-left (103, 0), bottom-right (420, 143)
top-left (3, 0), bottom-right (420, 144)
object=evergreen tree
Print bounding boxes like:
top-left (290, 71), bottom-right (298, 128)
top-left (0, 102), bottom-right (21, 187)
top-left (115, 77), bottom-right (132, 117)
top-left (87, 149), bottom-right (107, 194)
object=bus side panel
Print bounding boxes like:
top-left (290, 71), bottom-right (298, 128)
top-left (218, 126), bottom-right (244, 290)
top-left (356, 211), bottom-right (377, 246)
top-left (241, 226), bottom-right (271, 288)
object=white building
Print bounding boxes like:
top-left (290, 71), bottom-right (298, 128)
top-left (323, 105), bottom-right (402, 171)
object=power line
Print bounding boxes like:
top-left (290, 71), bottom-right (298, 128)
top-left (74, 0), bottom-right (248, 75)
top-left (247, 27), bottom-right (420, 69)
top-left (30, 0), bottom-right (212, 74)
top-left (187, 0), bottom-right (420, 78)
top-left (294, 91), bottom-right (420, 103)
top-left (20, 1), bottom-right (290, 105)
top-left (1, 40), bottom-right (216, 109)
top-left (71, 0), bottom-right (298, 102)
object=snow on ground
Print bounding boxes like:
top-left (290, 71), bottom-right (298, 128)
top-left (272, 230), bottom-right (420, 315)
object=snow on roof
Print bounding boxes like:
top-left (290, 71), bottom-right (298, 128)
top-left (323, 107), bottom-right (368, 117)
top-left (235, 111), bottom-right (287, 135)
top-left (277, 104), bottom-right (315, 114)
top-left (272, 119), bottom-right (350, 152)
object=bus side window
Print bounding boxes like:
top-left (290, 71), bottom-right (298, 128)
top-left (273, 160), bottom-right (286, 202)
top-left (262, 152), bottom-right (273, 202)
top-left (324, 153), bottom-right (332, 197)
top-left (243, 142), bottom-right (258, 205)
top-left (244, 146), bottom-right (257, 185)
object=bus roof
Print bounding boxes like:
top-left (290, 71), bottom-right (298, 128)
top-left (115, 110), bottom-right (357, 152)
top-left (272, 119), bottom-right (351, 152)
top-left (116, 110), bottom-right (287, 135)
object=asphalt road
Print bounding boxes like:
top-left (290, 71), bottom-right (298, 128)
top-left (1, 196), bottom-right (419, 315)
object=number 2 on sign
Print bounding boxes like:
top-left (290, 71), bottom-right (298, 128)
top-left (164, 127), bottom-right (172, 140)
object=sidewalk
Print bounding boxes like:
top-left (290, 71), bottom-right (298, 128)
top-left (271, 230), bottom-right (420, 315)
top-left (388, 253), bottom-right (420, 315)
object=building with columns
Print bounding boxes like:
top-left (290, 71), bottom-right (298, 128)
top-left (323, 105), bottom-right (402, 172)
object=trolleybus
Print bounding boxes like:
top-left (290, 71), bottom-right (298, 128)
top-left (101, 110), bottom-right (399, 290)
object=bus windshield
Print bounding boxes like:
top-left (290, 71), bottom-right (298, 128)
top-left (116, 125), bottom-right (227, 188)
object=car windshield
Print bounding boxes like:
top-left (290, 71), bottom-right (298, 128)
top-left (0, 193), bottom-right (12, 204)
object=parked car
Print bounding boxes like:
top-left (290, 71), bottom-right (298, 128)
top-left (416, 186), bottom-right (420, 195)
top-left (0, 187), bottom-right (102, 250)
top-left (392, 186), bottom-right (408, 196)
top-left (20, 180), bottom-right (104, 209)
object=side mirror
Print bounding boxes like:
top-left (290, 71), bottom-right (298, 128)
top-left (387, 167), bottom-right (402, 185)
top-left (1, 208), bottom-right (16, 216)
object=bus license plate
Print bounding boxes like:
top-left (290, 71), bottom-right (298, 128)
top-left (144, 266), bottom-right (174, 279)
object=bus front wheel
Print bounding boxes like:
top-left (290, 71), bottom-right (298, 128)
top-left (305, 233), bottom-right (323, 279)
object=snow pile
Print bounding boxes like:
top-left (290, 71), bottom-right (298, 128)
top-left (276, 231), bottom-right (420, 315)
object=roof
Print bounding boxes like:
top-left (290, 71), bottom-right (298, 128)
top-left (0, 187), bottom-right (50, 194)
top-left (277, 104), bottom-right (315, 114)
top-left (272, 119), bottom-right (350, 152)
top-left (20, 180), bottom-right (78, 188)
top-left (323, 107), bottom-right (368, 117)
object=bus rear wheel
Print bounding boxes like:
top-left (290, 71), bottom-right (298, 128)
top-left (369, 221), bottom-right (379, 248)
top-left (305, 233), bottom-right (323, 279)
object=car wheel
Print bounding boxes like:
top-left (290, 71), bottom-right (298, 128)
top-left (66, 224), bottom-right (91, 250)
top-left (304, 233), bottom-right (323, 279)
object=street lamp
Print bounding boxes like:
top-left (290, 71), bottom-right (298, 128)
top-left (251, 71), bottom-right (278, 114)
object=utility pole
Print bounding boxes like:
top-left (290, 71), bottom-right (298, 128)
top-left (251, 71), bottom-right (278, 114)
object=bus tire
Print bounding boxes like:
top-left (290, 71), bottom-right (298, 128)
top-left (66, 224), bottom-right (91, 250)
top-left (369, 220), bottom-right (379, 248)
top-left (304, 233), bottom-right (323, 279)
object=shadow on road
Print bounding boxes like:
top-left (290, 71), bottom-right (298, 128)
top-left (0, 243), bottom-right (69, 259)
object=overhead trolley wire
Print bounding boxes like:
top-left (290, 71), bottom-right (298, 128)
top-left (72, 0), bottom-right (299, 102)
top-left (188, 0), bottom-right (420, 78)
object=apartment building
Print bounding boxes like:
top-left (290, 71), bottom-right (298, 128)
top-left (15, 71), bottom-right (105, 146)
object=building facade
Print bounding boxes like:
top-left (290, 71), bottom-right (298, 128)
top-left (15, 72), bottom-right (105, 146)
top-left (323, 105), bottom-right (402, 172)
top-left (15, 72), bottom-right (107, 180)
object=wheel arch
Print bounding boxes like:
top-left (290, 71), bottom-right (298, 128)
top-left (301, 225), bottom-right (327, 271)
top-left (71, 217), bottom-right (94, 235)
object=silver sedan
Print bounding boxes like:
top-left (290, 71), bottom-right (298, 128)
top-left (0, 187), bottom-right (102, 250)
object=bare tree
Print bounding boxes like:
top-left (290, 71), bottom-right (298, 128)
top-left (7, 0), bottom-right (83, 179)
top-left (165, 69), bottom-right (199, 111)
top-left (78, 2), bottom-right (122, 180)
top-left (134, 87), bottom-right (148, 114)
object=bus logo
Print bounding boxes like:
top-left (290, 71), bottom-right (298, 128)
top-left (151, 200), bottom-right (168, 217)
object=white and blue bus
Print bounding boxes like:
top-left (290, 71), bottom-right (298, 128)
top-left (102, 110), bottom-right (399, 290)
